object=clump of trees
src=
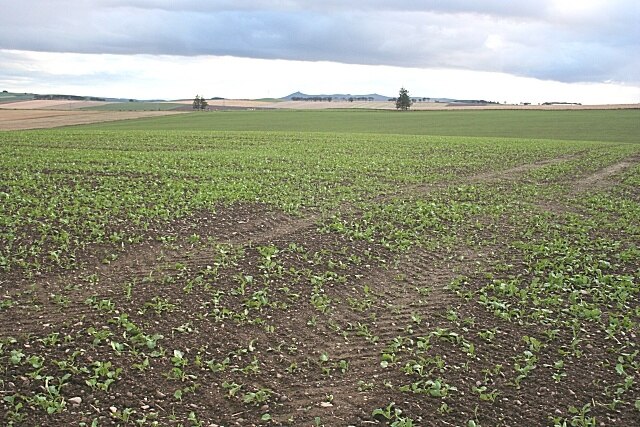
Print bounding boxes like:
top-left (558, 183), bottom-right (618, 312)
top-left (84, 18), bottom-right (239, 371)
top-left (395, 87), bottom-right (412, 111)
top-left (34, 94), bottom-right (106, 101)
top-left (291, 96), bottom-right (334, 102)
top-left (192, 95), bottom-right (208, 110)
top-left (346, 96), bottom-right (376, 102)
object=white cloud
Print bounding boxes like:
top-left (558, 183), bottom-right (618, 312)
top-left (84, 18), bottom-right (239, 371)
top-left (1, 49), bottom-right (638, 104)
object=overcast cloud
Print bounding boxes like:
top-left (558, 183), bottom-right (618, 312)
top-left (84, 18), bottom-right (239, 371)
top-left (0, 1), bottom-right (638, 102)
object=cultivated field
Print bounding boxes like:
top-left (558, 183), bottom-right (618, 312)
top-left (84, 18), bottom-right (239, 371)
top-left (0, 100), bottom-right (114, 110)
top-left (80, 109), bottom-right (640, 144)
top-left (83, 103), bottom-right (187, 112)
top-left (0, 111), bottom-right (639, 426)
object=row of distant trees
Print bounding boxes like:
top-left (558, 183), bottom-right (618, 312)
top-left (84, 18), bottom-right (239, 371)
top-left (292, 96), bottom-right (334, 102)
top-left (390, 97), bottom-right (433, 102)
top-left (291, 96), bottom-right (379, 102)
top-left (345, 96), bottom-right (377, 102)
top-left (34, 94), bottom-right (106, 101)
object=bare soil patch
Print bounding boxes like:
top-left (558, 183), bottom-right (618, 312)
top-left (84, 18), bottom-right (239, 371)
top-left (0, 109), bottom-right (185, 130)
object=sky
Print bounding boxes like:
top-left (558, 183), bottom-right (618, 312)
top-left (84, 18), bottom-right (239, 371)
top-left (1, 0), bottom-right (639, 104)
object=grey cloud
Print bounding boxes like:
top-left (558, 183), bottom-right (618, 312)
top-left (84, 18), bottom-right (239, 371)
top-left (0, 0), bottom-right (638, 83)
top-left (100, 0), bottom-right (551, 18)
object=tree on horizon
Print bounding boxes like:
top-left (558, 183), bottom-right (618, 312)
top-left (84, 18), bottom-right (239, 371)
top-left (395, 87), bottom-right (412, 111)
top-left (192, 95), bottom-right (208, 110)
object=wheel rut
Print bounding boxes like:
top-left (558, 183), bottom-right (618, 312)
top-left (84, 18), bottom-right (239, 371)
top-left (572, 153), bottom-right (639, 193)
top-left (380, 152), bottom-right (583, 202)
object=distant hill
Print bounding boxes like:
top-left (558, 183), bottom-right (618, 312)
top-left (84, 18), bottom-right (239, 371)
top-left (0, 91), bottom-right (35, 103)
top-left (0, 90), bottom-right (165, 103)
